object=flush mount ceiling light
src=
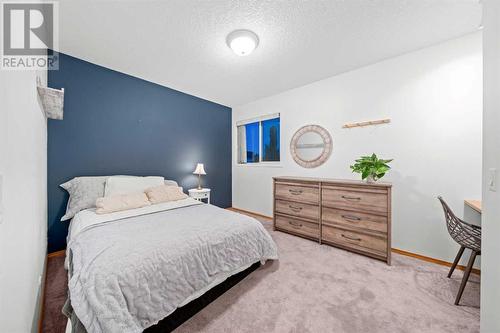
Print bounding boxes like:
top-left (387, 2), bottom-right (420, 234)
top-left (226, 30), bottom-right (259, 56)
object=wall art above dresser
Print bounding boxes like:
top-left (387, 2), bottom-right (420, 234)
top-left (273, 176), bottom-right (392, 264)
top-left (290, 125), bottom-right (333, 168)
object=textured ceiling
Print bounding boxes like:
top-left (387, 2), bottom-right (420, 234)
top-left (58, 0), bottom-right (482, 107)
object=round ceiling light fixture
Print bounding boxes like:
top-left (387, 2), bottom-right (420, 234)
top-left (226, 29), bottom-right (259, 56)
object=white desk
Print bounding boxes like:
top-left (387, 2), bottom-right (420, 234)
top-left (464, 199), bottom-right (481, 227)
top-left (465, 200), bottom-right (482, 213)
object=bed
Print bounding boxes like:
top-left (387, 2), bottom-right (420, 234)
top-left (62, 197), bottom-right (278, 333)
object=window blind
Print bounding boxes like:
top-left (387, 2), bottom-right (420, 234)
top-left (236, 113), bottom-right (280, 127)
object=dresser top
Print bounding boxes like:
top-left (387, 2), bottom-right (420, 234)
top-left (273, 176), bottom-right (392, 188)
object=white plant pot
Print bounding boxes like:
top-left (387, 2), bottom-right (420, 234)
top-left (365, 175), bottom-right (376, 183)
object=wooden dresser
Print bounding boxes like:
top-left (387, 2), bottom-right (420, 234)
top-left (273, 176), bottom-right (392, 264)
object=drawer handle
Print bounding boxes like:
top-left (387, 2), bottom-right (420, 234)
top-left (289, 205), bottom-right (303, 212)
top-left (341, 214), bottom-right (361, 221)
top-left (289, 189), bottom-right (303, 195)
top-left (341, 234), bottom-right (362, 242)
top-left (289, 221), bottom-right (303, 228)
top-left (341, 195), bottom-right (361, 201)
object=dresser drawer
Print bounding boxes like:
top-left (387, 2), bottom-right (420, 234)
top-left (275, 183), bottom-right (319, 204)
top-left (322, 207), bottom-right (387, 234)
top-left (273, 177), bottom-right (392, 264)
top-left (275, 199), bottom-right (319, 220)
top-left (322, 225), bottom-right (387, 256)
top-left (322, 187), bottom-right (387, 215)
top-left (275, 214), bottom-right (319, 239)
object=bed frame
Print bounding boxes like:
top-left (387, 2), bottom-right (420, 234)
top-left (143, 262), bottom-right (261, 332)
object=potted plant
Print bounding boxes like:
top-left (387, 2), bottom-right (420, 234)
top-left (350, 153), bottom-right (393, 183)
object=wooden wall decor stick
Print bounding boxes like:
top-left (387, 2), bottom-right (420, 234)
top-left (342, 118), bottom-right (391, 129)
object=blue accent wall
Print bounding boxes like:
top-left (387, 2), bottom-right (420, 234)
top-left (47, 53), bottom-right (232, 253)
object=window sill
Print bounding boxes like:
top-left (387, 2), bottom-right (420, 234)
top-left (235, 163), bottom-right (283, 168)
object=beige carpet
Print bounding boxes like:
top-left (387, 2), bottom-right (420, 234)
top-left (176, 218), bottom-right (480, 333)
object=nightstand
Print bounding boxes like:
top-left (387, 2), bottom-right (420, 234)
top-left (188, 188), bottom-right (211, 204)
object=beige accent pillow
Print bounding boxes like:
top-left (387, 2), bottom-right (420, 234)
top-left (95, 192), bottom-right (150, 214)
top-left (145, 185), bottom-right (188, 204)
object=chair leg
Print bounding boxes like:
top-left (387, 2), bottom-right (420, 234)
top-left (455, 250), bottom-right (477, 305)
top-left (448, 246), bottom-right (465, 278)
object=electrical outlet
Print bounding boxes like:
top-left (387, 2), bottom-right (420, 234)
top-left (489, 168), bottom-right (497, 192)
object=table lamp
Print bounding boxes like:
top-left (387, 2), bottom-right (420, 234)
top-left (193, 163), bottom-right (206, 190)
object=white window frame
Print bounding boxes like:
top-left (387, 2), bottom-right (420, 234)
top-left (236, 113), bottom-right (281, 166)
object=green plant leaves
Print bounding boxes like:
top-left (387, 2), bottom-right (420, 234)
top-left (350, 153), bottom-right (393, 181)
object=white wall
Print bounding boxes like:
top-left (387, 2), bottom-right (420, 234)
top-left (481, 1), bottom-right (500, 331)
top-left (232, 32), bottom-right (482, 266)
top-left (0, 69), bottom-right (48, 332)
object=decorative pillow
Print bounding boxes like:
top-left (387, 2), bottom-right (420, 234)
top-left (95, 192), bottom-right (150, 214)
top-left (145, 185), bottom-right (188, 204)
top-left (104, 176), bottom-right (165, 197)
top-left (60, 176), bottom-right (107, 221)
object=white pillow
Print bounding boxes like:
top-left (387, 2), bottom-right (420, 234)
top-left (104, 176), bottom-right (164, 197)
top-left (59, 176), bottom-right (107, 221)
top-left (164, 180), bottom-right (179, 187)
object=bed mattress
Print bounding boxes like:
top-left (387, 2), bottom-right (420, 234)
top-left (64, 198), bottom-right (278, 333)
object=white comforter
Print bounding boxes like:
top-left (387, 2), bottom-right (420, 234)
top-left (66, 198), bottom-right (278, 333)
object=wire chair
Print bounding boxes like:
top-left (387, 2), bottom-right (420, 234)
top-left (438, 196), bottom-right (481, 305)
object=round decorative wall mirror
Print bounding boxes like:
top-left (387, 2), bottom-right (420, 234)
top-left (290, 125), bottom-right (333, 168)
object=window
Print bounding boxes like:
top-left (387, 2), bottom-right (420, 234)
top-left (262, 118), bottom-right (280, 161)
top-left (245, 122), bottom-right (260, 163)
top-left (237, 114), bottom-right (280, 164)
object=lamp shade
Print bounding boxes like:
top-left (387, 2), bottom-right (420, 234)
top-left (193, 163), bottom-right (206, 175)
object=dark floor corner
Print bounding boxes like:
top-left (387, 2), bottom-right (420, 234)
top-left (42, 255), bottom-right (67, 333)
